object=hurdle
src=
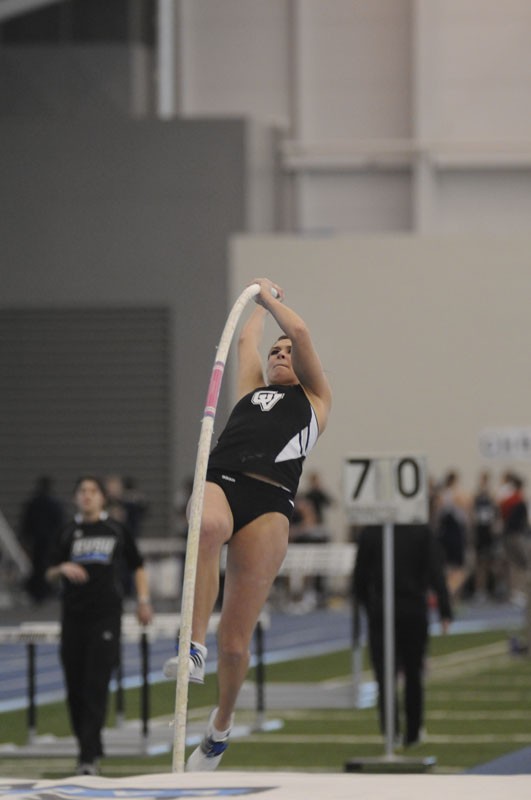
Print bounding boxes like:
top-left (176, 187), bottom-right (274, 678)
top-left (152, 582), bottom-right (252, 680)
top-left (243, 541), bottom-right (376, 714)
top-left (222, 541), bottom-right (356, 591)
top-left (0, 610), bottom-right (270, 756)
top-left (275, 541), bottom-right (356, 589)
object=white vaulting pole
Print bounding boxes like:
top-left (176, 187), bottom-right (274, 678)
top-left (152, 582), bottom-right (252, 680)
top-left (172, 282), bottom-right (263, 772)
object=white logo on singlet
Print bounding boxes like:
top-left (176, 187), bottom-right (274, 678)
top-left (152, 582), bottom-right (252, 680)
top-left (251, 390), bottom-right (285, 412)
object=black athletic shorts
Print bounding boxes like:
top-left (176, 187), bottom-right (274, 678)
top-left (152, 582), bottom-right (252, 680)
top-left (206, 468), bottom-right (295, 534)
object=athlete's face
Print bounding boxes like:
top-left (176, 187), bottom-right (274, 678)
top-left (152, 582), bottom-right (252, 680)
top-left (75, 480), bottom-right (106, 521)
top-left (266, 338), bottom-right (297, 385)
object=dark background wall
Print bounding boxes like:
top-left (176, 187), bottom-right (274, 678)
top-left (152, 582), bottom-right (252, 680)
top-left (0, 84), bottom-right (248, 536)
top-left (0, 306), bottom-right (171, 539)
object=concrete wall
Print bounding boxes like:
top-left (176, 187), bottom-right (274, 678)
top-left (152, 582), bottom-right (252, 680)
top-left (175, 0), bottom-right (531, 235)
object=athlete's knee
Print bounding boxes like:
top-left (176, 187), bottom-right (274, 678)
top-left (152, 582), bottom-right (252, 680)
top-left (217, 632), bottom-right (250, 666)
top-left (199, 513), bottom-right (231, 552)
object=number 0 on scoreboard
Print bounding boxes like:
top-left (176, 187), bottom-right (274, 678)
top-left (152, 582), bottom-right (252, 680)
top-left (344, 454), bottom-right (428, 525)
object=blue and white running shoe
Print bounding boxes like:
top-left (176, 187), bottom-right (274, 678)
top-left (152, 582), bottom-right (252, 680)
top-left (163, 640), bottom-right (207, 683)
top-left (186, 707), bottom-right (233, 772)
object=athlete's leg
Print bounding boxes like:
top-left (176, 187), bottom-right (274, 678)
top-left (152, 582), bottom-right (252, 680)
top-left (190, 481), bottom-right (233, 645)
top-left (214, 512), bottom-right (289, 731)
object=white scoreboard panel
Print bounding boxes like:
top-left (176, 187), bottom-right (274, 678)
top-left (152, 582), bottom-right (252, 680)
top-left (344, 454), bottom-right (429, 525)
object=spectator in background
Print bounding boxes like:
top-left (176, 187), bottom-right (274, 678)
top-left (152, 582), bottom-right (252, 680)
top-left (288, 490), bottom-right (330, 611)
top-left (122, 476), bottom-right (149, 540)
top-left (353, 523), bottom-right (452, 748)
top-left (434, 470), bottom-right (472, 602)
top-left (427, 474), bottom-right (441, 530)
top-left (290, 494), bottom-right (320, 542)
top-left (19, 476), bottom-right (64, 603)
top-left (105, 474), bottom-right (127, 524)
top-left (105, 474), bottom-right (148, 595)
top-left (471, 470), bottom-right (500, 603)
top-left (498, 471), bottom-right (530, 608)
top-left (45, 476), bottom-right (152, 776)
top-left (303, 470), bottom-right (334, 527)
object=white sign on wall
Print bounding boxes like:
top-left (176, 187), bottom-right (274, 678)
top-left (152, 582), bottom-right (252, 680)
top-left (344, 454), bottom-right (428, 525)
top-left (479, 428), bottom-right (531, 460)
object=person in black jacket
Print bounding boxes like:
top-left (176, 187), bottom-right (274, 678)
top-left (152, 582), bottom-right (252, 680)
top-left (46, 475), bottom-right (152, 775)
top-left (19, 476), bottom-right (64, 603)
top-left (352, 523), bottom-right (452, 747)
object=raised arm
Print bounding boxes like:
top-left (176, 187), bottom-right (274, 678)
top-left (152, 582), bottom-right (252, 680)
top-left (237, 304), bottom-right (268, 398)
top-left (251, 278), bottom-right (332, 432)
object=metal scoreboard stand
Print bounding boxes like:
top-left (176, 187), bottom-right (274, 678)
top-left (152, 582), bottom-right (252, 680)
top-left (343, 454), bottom-right (436, 773)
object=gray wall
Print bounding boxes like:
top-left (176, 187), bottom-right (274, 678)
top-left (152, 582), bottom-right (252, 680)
top-left (0, 307), bottom-right (171, 538)
top-left (0, 110), bottom-right (248, 532)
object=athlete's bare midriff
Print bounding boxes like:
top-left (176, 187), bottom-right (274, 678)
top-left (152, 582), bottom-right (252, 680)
top-left (243, 472), bottom-right (290, 492)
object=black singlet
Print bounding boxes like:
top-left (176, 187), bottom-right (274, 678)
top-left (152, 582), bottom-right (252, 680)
top-left (208, 383), bottom-right (319, 495)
